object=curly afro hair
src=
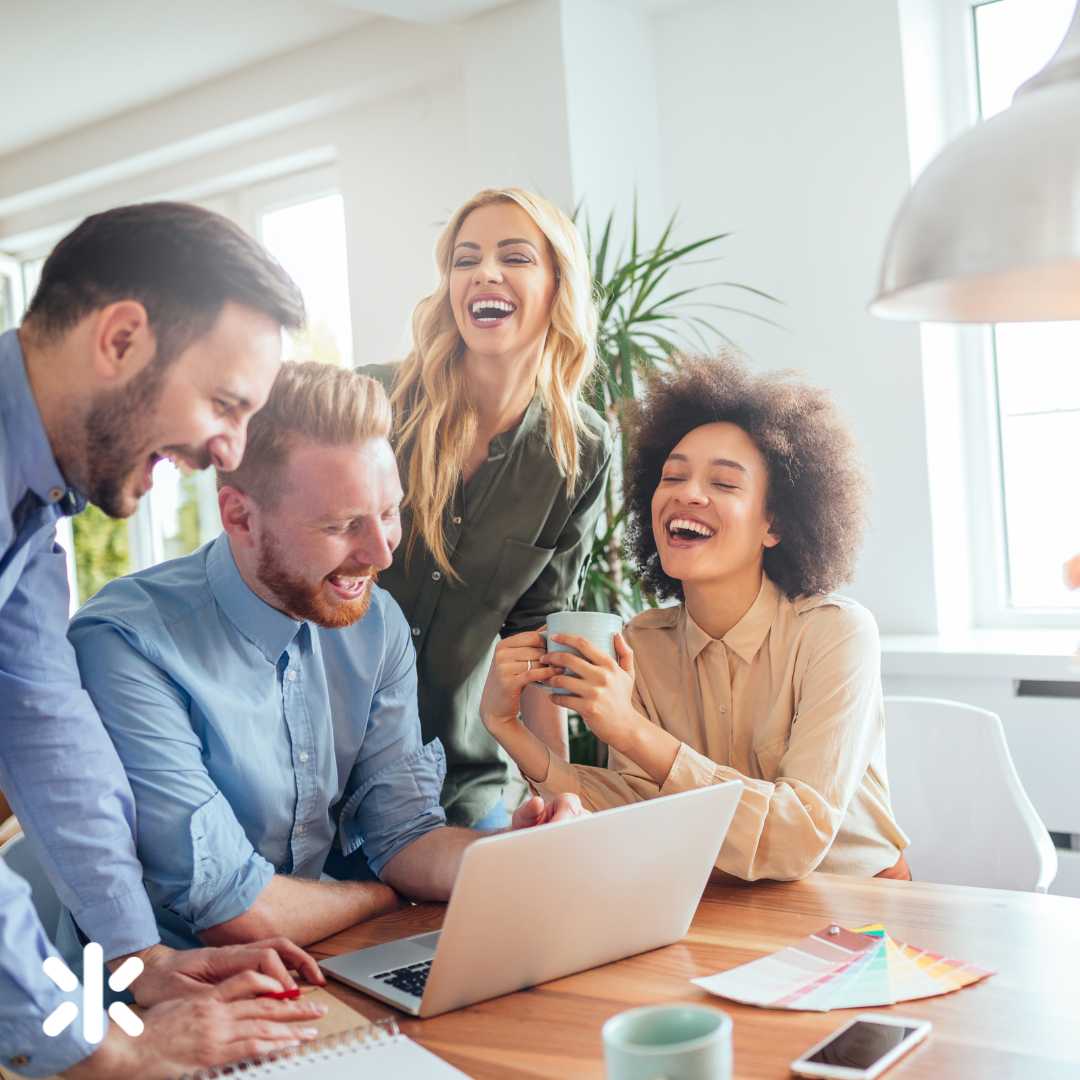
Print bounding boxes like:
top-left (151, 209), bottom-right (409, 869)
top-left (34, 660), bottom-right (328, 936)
top-left (625, 353), bottom-right (867, 601)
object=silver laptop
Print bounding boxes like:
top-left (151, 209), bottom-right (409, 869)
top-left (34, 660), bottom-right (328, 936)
top-left (320, 780), bottom-right (742, 1017)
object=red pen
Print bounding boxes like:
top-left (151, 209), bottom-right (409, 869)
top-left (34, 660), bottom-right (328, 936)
top-left (259, 987), bottom-right (302, 1000)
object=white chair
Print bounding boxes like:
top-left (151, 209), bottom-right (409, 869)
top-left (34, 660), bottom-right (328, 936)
top-left (0, 825), bottom-right (63, 942)
top-left (884, 696), bottom-right (1057, 893)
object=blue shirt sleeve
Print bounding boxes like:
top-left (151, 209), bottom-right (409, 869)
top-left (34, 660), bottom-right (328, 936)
top-left (328, 597), bottom-right (447, 876)
top-left (0, 538), bottom-right (159, 960)
top-left (68, 618), bottom-right (275, 938)
top-left (0, 861), bottom-right (99, 1078)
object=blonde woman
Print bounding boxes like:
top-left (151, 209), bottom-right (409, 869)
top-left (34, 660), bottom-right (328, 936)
top-left (362, 188), bottom-right (612, 828)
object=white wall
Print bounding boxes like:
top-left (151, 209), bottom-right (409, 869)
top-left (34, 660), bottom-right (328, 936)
top-left (2, 0), bottom-right (942, 637)
top-left (653, 0), bottom-right (939, 634)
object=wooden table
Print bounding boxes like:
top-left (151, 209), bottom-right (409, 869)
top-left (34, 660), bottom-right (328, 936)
top-left (310, 873), bottom-right (1080, 1078)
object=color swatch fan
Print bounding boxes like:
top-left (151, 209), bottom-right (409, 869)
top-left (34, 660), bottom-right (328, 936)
top-left (693, 923), bottom-right (993, 1011)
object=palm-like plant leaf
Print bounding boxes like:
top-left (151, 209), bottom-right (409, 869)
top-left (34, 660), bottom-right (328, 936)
top-left (569, 200), bottom-right (780, 761)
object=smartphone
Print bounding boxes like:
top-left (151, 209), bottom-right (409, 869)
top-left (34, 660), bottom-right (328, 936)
top-left (790, 1014), bottom-right (932, 1078)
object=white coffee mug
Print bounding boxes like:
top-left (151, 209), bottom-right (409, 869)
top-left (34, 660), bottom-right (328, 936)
top-left (602, 1004), bottom-right (733, 1080)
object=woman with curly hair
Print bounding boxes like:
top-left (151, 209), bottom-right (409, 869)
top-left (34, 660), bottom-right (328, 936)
top-left (480, 354), bottom-right (909, 880)
top-left (362, 188), bottom-right (611, 829)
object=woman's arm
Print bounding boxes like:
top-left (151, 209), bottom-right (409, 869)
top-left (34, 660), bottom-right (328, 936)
top-left (480, 629), bottom-right (653, 812)
top-left (547, 607), bottom-right (889, 881)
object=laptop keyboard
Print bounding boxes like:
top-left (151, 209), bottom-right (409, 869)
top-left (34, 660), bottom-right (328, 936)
top-left (372, 959), bottom-right (432, 999)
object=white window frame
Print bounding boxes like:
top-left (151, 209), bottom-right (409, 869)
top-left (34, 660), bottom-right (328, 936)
top-left (899, 0), bottom-right (1080, 629)
top-left (0, 252), bottom-right (25, 330)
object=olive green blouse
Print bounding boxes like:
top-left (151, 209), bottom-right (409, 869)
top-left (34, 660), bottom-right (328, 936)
top-left (361, 363), bottom-right (612, 825)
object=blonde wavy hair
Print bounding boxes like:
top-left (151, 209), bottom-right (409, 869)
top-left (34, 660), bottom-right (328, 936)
top-left (391, 187), bottom-right (598, 577)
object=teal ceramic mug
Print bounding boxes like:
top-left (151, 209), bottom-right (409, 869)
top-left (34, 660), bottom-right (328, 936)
top-left (602, 1004), bottom-right (733, 1080)
top-left (539, 610), bottom-right (623, 695)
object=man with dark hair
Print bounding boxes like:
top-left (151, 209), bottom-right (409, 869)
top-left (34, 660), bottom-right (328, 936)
top-left (1, 203), bottom-right (326, 1079)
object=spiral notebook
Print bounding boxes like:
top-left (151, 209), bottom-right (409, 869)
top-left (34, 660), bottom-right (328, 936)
top-left (176, 1016), bottom-right (471, 1078)
top-left (1, 989), bottom-right (469, 1080)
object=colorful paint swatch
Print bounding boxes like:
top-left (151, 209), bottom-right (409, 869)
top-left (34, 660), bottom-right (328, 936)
top-left (692, 923), bottom-right (993, 1011)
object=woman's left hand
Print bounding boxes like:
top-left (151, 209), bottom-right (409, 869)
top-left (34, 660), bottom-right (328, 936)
top-left (544, 632), bottom-right (640, 748)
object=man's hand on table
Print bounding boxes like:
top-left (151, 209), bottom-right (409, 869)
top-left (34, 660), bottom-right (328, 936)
top-left (510, 792), bottom-right (587, 830)
top-left (111, 939), bottom-right (325, 1008)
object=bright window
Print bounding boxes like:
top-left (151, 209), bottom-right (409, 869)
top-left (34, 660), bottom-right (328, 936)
top-left (259, 192), bottom-right (353, 367)
top-left (973, 0), bottom-right (1079, 615)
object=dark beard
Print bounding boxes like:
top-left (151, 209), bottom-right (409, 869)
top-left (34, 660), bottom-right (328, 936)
top-left (256, 527), bottom-right (375, 629)
top-left (82, 358), bottom-right (168, 518)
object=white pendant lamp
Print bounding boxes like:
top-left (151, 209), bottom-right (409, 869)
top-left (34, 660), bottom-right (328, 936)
top-left (871, 2), bottom-right (1080, 323)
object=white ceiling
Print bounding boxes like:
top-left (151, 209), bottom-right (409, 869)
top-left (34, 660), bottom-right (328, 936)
top-left (0, 0), bottom-right (380, 157)
top-left (0, 0), bottom-right (684, 160)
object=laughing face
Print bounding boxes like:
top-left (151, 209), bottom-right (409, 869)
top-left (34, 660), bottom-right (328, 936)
top-left (448, 200), bottom-right (558, 364)
top-left (84, 302), bottom-right (283, 518)
top-left (250, 437), bottom-right (403, 629)
top-left (651, 422), bottom-right (780, 590)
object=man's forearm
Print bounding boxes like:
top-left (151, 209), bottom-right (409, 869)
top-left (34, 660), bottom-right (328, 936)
top-left (200, 875), bottom-right (400, 949)
top-left (380, 827), bottom-right (479, 901)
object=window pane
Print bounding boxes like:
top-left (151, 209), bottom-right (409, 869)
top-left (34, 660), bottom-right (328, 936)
top-left (71, 505), bottom-right (131, 605)
top-left (974, 0), bottom-right (1080, 612)
top-left (151, 461), bottom-right (219, 563)
top-left (259, 193), bottom-right (353, 367)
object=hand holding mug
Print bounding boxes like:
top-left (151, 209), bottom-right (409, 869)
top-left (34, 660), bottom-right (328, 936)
top-left (545, 631), bottom-right (638, 748)
top-left (480, 627), bottom-right (557, 731)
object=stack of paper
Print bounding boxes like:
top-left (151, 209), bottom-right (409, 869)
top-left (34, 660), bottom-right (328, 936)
top-left (693, 923), bottom-right (993, 1011)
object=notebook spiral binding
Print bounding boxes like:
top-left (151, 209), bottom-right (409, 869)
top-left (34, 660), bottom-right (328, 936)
top-left (176, 1018), bottom-right (401, 1079)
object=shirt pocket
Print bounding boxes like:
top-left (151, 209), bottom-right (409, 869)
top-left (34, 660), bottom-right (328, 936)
top-left (482, 537), bottom-right (555, 616)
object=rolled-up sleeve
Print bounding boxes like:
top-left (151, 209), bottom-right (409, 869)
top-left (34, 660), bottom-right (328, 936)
top-left (0, 539), bottom-right (158, 960)
top-left (335, 604), bottom-right (446, 876)
top-left (69, 620), bottom-right (274, 936)
top-left (657, 605), bottom-right (886, 881)
top-left (0, 862), bottom-right (98, 1078)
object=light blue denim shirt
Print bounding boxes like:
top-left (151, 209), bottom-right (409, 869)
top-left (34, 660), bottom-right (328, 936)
top-left (0, 863), bottom-right (98, 1078)
top-left (0, 329), bottom-right (158, 1076)
top-left (67, 534), bottom-right (447, 949)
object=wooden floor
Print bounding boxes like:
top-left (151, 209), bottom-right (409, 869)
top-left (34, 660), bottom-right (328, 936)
top-left (311, 872), bottom-right (1080, 1079)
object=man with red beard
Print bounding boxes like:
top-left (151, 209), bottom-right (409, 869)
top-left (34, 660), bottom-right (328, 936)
top-left (67, 362), bottom-right (583, 954)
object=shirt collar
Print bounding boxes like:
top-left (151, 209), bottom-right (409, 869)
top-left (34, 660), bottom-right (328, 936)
top-left (206, 534), bottom-right (306, 663)
top-left (488, 392), bottom-right (543, 458)
top-left (682, 573), bottom-right (781, 665)
top-left (0, 329), bottom-right (83, 515)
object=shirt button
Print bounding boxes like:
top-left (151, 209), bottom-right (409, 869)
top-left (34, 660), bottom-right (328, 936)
top-left (452, 516), bottom-right (462, 525)
top-left (298, 751), bottom-right (309, 763)
top-left (720, 705), bottom-right (728, 714)
top-left (432, 571), bottom-right (442, 581)
top-left (286, 670), bottom-right (298, 683)
top-left (48, 487), bottom-right (63, 503)
top-left (296, 823), bottom-right (306, 835)
top-left (412, 627), bottom-right (421, 637)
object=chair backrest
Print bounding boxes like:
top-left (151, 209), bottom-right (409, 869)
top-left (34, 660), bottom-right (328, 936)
top-left (0, 827), bottom-right (63, 942)
top-left (885, 696), bottom-right (1057, 892)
